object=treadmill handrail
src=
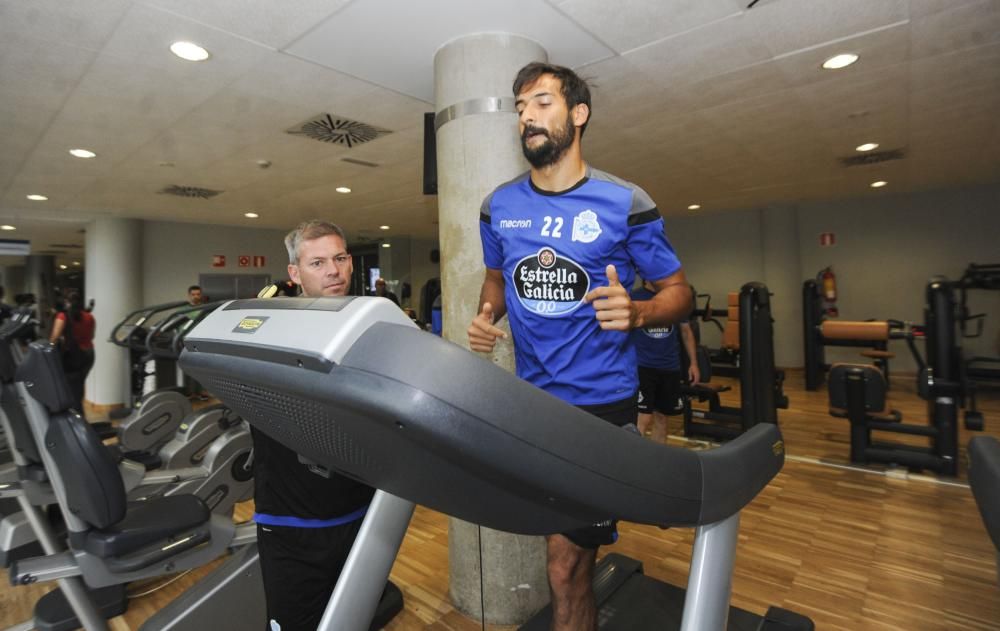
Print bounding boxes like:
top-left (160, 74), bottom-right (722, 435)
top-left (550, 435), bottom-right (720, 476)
top-left (109, 301), bottom-right (189, 348)
top-left (179, 301), bottom-right (785, 534)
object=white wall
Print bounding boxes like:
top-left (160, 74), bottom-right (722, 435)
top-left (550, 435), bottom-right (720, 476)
top-left (797, 184), bottom-right (1000, 369)
top-left (141, 221), bottom-right (290, 305)
top-left (660, 182), bottom-right (1000, 370)
top-left (664, 209), bottom-right (765, 351)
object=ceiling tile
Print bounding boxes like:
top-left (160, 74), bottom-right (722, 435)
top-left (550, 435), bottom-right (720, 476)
top-left (910, 0), bottom-right (1000, 60)
top-left (137, 0), bottom-right (353, 49)
top-left (626, 13), bottom-right (773, 86)
top-left (286, 0), bottom-right (613, 103)
top-left (552, 0), bottom-right (744, 53)
top-left (0, 0), bottom-right (131, 52)
top-left (744, 0), bottom-right (908, 57)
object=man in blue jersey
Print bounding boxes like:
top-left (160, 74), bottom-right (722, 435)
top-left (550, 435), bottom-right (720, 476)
top-left (631, 279), bottom-right (700, 443)
top-left (468, 62), bottom-right (691, 631)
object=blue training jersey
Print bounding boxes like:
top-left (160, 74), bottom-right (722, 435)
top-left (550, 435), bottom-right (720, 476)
top-left (629, 286), bottom-right (681, 371)
top-left (480, 166), bottom-right (682, 405)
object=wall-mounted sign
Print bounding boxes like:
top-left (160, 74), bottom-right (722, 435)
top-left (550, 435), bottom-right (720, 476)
top-left (212, 254), bottom-right (226, 267)
top-left (0, 239), bottom-right (30, 256)
top-left (252, 255), bottom-right (266, 267)
top-left (238, 255), bottom-right (251, 267)
top-left (819, 232), bottom-right (836, 247)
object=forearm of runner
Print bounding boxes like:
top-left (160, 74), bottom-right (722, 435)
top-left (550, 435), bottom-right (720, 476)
top-left (632, 270), bottom-right (691, 329)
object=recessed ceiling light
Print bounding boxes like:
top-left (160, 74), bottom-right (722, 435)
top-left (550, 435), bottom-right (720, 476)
top-left (27, 194), bottom-right (48, 201)
top-left (822, 53), bottom-right (859, 70)
top-left (379, 225), bottom-right (390, 230)
top-left (381, 243), bottom-right (391, 248)
top-left (244, 212), bottom-right (259, 218)
top-left (59, 264), bottom-right (68, 270)
top-left (855, 143), bottom-right (879, 152)
top-left (870, 180), bottom-right (888, 188)
top-left (72, 261), bottom-right (81, 266)
top-left (688, 204), bottom-right (701, 211)
top-left (335, 187), bottom-right (352, 194)
top-left (0, 225), bottom-right (15, 231)
top-left (69, 148), bottom-right (97, 159)
top-left (170, 41), bottom-right (210, 62)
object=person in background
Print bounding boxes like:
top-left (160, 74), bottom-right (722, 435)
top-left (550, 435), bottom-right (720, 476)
top-left (630, 278), bottom-right (700, 443)
top-left (252, 220), bottom-right (376, 631)
top-left (184, 284), bottom-right (209, 401)
top-left (374, 277), bottom-right (400, 306)
top-left (49, 291), bottom-right (96, 417)
top-left (0, 286), bottom-right (12, 322)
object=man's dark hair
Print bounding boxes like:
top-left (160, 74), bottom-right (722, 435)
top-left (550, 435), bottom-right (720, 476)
top-left (513, 62), bottom-right (592, 137)
top-left (188, 285), bottom-right (201, 293)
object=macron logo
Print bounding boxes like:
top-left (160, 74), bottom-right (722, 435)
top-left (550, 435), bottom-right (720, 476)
top-left (499, 219), bottom-right (532, 229)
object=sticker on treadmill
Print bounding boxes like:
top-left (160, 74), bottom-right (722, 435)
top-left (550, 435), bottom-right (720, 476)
top-left (512, 247), bottom-right (590, 317)
top-left (233, 315), bottom-right (270, 334)
top-left (641, 324), bottom-right (674, 339)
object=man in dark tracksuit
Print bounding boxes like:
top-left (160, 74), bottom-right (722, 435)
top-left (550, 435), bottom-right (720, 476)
top-left (253, 220), bottom-right (373, 631)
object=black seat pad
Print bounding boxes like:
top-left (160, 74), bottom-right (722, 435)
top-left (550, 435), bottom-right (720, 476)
top-left (84, 494), bottom-right (209, 558)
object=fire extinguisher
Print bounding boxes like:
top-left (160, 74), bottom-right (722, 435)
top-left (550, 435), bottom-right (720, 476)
top-left (820, 266), bottom-right (838, 317)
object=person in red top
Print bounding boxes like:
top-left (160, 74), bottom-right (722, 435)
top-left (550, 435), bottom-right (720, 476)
top-left (49, 291), bottom-right (96, 416)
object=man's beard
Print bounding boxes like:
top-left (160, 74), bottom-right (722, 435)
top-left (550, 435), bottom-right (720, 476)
top-left (521, 112), bottom-right (575, 169)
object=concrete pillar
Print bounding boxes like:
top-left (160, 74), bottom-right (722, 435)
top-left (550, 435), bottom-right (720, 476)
top-left (3, 265), bottom-right (26, 299)
top-left (25, 255), bottom-right (56, 332)
top-left (85, 218), bottom-right (142, 407)
top-left (760, 206), bottom-right (803, 367)
top-left (435, 34), bottom-right (549, 625)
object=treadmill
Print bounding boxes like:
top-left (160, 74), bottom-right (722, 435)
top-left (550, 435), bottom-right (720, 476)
top-left (179, 296), bottom-right (814, 631)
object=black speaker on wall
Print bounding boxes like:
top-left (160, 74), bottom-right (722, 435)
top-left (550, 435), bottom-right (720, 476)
top-left (423, 112), bottom-right (437, 195)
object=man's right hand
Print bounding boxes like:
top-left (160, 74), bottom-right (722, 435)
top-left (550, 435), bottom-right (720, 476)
top-left (467, 302), bottom-right (507, 352)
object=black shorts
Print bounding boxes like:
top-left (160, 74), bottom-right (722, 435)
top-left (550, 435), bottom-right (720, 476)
top-left (637, 366), bottom-right (682, 415)
top-left (560, 395), bottom-right (638, 549)
top-left (256, 518), bottom-right (363, 631)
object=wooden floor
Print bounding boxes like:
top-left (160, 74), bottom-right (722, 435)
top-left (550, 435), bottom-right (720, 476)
top-left (2, 370), bottom-right (998, 630)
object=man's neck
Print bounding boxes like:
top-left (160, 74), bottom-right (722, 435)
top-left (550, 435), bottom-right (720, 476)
top-left (529, 147), bottom-right (587, 193)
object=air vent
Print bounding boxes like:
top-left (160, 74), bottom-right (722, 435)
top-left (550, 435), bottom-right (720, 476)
top-left (287, 114), bottom-right (391, 148)
top-left (159, 185), bottom-right (223, 199)
top-left (341, 157), bottom-right (380, 168)
top-left (839, 148), bottom-right (906, 167)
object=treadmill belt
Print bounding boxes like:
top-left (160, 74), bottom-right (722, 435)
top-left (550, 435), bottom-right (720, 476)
top-left (521, 554), bottom-right (812, 631)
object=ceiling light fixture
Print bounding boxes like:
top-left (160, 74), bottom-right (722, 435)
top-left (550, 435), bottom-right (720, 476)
top-left (69, 148), bottom-right (97, 159)
top-left (870, 180), bottom-right (888, 188)
top-left (379, 225), bottom-right (390, 230)
top-left (381, 243), bottom-right (391, 248)
top-left (72, 261), bottom-right (81, 266)
top-left (855, 143), bottom-right (879, 152)
top-left (59, 264), bottom-right (68, 270)
top-left (244, 212), bottom-right (259, 218)
top-left (688, 204), bottom-right (701, 211)
top-left (27, 194), bottom-right (48, 201)
top-left (822, 53), bottom-right (859, 70)
top-left (170, 41), bottom-right (210, 62)
top-left (335, 186), bottom-right (352, 194)
top-left (0, 225), bottom-right (15, 231)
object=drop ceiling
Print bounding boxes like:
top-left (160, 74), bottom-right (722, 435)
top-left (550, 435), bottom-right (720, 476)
top-left (0, 0), bottom-right (998, 265)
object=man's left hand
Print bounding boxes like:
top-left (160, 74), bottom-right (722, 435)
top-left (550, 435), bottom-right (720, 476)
top-left (584, 264), bottom-right (637, 331)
